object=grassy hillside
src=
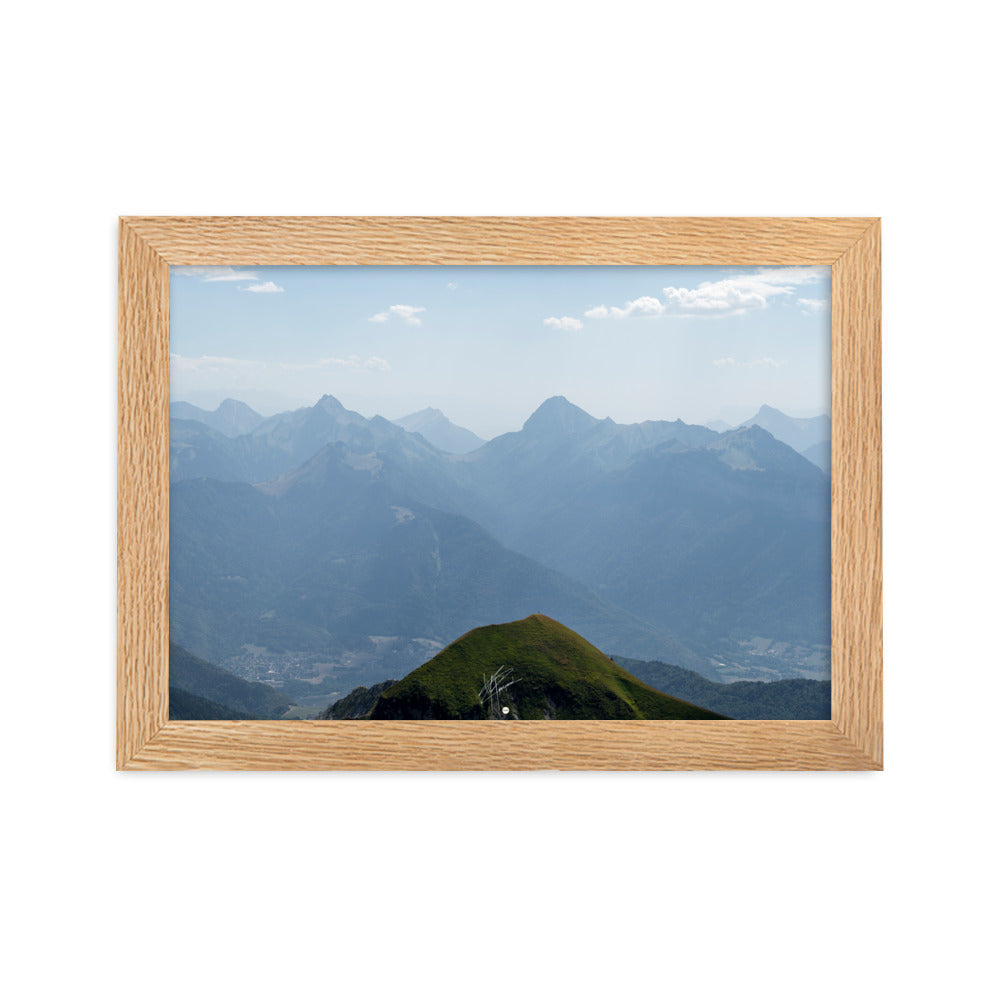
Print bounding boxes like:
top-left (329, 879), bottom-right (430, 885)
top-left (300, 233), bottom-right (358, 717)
top-left (169, 642), bottom-right (293, 719)
top-left (318, 680), bottom-right (397, 719)
top-left (369, 615), bottom-right (724, 720)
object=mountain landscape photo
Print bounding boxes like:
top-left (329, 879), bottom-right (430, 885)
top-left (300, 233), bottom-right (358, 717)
top-left (168, 263), bottom-right (832, 722)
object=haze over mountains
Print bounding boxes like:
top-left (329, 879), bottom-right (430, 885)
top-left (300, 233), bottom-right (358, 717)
top-left (392, 407), bottom-right (486, 454)
top-left (171, 396), bottom-right (831, 472)
top-left (702, 407), bottom-right (830, 471)
top-left (739, 404), bottom-right (829, 453)
top-left (739, 404), bottom-right (830, 473)
top-left (169, 393), bottom-right (832, 707)
top-left (170, 398), bottom-right (265, 437)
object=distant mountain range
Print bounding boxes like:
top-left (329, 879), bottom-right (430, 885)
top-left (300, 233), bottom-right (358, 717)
top-left (171, 394), bottom-right (447, 485)
top-left (170, 395), bottom-right (831, 477)
top-left (702, 407), bottom-right (830, 473)
top-left (169, 393), bottom-right (832, 690)
top-left (170, 398), bottom-right (264, 437)
top-left (446, 397), bottom-right (829, 662)
top-left (392, 407), bottom-right (485, 454)
top-left (171, 440), bottom-right (698, 682)
top-left (739, 404), bottom-right (829, 452)
top-left (739, 404), bottom-right (830, 472)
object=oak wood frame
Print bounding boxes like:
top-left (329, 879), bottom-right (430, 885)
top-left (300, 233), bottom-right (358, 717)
top-left (118, 217), bottom-right (881, 770)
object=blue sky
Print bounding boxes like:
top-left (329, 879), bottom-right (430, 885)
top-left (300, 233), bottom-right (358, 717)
top-left (171, 265), bottom-right (830, 439)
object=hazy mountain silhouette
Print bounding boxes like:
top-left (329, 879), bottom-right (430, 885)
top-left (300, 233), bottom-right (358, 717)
top-left (802, 439), bottom-right (831, 474)
top-left (449, 395), bottom-right (719, 540)
top-left (169, 393), bottom-right (831, 686)
top-left (170, 443), bottom-right (701, 683)
top-left (739, 404), bottom-right (830, 455)
top-left (445, 400), bottom-right (830, 658)
top-left (170, 393), bottom-right (449, 486)
top-left (392, 407), bottom-right (486, 454)
top-left (170, 398), bottom-right (264, 437)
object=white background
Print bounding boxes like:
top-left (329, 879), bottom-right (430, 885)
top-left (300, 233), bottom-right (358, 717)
top-left (3, 3), bottom-right (997, 998)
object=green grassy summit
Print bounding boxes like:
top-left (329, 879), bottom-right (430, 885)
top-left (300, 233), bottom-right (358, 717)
top-left (369, 614), bottom-right (724, 720)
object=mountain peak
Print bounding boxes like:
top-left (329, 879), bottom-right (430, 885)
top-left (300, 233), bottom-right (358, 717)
top-left (739, 405), bottom-right (831, 456)
top-left (170, 397), bottom-right (263, 437)
top-left (368, 616), bottom-right (724, 720)
top-left (729, 423), bottom-right (774, 441)
top-left (217, 397), bottom-right (258, 415)
top-left (523, 396), bottom-right (599, 436)
top-left (315, 394), bottom-right (346, 413)
top-left (392, 407), bottom-right (486, 454)
top-left (708, 423), bottom-right (821, 473)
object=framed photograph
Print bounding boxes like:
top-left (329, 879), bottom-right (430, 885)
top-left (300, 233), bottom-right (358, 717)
top-left (118, 217), bottom-right (881, 770)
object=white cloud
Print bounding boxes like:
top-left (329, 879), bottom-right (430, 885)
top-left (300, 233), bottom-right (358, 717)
top-left (389, 304), bottom-right (424, 325)
top-left (662, 283), bottom-right (767, 314)
top-left (797, 297), bottom-right (829, 312)
top-left (173, 267), bottom-right (285, 294)
top-left (712, 357), bottom-right (786, 368)
top-left (174, 266), bottom-right (262, 283)
top-left (581, 298), bottom-right (667, 321)
top-left (170, 353), bottom-right (267, 375)
top-left (316, 355), bottom-right (362, 369)
top-left (314, 355), bottom-right (391, 372)
top-left (446, 282), bottom-right (458, 290)
top-left (175, 352), bottom-right (390, 379)
top-left (609, 296), bottom-right (666, 318)
top-left (588, 267), bottom-right (827, 321)
top-left (543, 316), bottom-right (583, 331)
top-left (368, 304), bottom-right (425, 326)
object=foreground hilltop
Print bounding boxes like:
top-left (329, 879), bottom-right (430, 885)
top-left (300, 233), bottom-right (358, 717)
top-left (333, 615), bottom-right (724, 720)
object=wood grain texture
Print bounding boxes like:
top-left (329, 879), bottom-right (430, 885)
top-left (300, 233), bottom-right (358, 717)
top-left (117, 222), bottom-right (170, 768)
top-left (120, 216), bottom-right (877, 265)
top-left (116, 216), bottom-right (882, 770)
top-left (124, 721), bottom-right (879, 771)
top-left (831, 221), bottom-right (883, 766)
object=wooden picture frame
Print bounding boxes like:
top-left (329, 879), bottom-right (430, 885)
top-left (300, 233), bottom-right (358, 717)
top-left (117, 217), bottom-right (881, 770)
